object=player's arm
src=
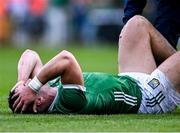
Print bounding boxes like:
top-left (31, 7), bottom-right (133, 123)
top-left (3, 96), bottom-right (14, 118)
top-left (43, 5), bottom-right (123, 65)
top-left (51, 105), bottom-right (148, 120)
top-left (17, 49), bottom-right (43, 83)
top-left (36, 50), bottom-right (84, 86)
top-left (12, 49), bottom-right (43, 112)
top-left (13, 50), bottom-right (83, 113)
top-left (12, 49), bottom-right (43, 92)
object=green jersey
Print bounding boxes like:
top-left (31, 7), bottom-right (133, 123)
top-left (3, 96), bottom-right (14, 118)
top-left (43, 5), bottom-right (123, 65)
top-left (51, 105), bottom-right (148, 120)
top-left (48, 72), bottom-right (142, 114)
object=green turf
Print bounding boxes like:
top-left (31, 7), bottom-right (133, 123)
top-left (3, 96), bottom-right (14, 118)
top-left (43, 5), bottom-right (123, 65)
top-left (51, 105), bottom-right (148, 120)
top-left (0, 45), bottom-right (179, 132)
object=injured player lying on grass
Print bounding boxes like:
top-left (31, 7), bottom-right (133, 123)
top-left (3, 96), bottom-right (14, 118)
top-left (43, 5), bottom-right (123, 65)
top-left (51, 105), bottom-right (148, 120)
top-left (9, 15), bottom-right (180, 114)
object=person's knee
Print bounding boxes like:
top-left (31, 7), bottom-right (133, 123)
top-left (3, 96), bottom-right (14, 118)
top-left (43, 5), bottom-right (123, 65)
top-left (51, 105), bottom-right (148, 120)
top-left (130, 15), bottom-right (148, 24)
top-left (119, 15), bottom-right (150, 48)
top-left (126, 15), bottom-right (150, 30)
top-left (120, 15), bottom-right (149, 38)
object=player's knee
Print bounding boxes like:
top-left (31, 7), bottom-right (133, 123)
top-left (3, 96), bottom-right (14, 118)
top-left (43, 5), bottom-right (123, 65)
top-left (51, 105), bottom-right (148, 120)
top-left (127, 15), bottom-right (149, 30)
top-left (119, 15), bottom-right (149, 48)
top-left (120, 15), bottom-right (149, 38)
top-left (130, 15), bottom-right (147, 24)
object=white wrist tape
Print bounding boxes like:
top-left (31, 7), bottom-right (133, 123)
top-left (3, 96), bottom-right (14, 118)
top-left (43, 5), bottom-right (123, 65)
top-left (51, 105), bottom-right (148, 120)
top-left (28, 76), bottom-right (43, 93)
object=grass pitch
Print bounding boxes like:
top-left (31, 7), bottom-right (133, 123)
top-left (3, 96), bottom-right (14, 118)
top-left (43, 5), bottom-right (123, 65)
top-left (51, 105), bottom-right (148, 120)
top-left (0, 45), bottom-right (179, 132)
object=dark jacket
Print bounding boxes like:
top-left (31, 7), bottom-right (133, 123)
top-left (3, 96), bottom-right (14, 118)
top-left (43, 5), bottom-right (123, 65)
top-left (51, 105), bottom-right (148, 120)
top-left (123, 0), bottom-right (180, 48)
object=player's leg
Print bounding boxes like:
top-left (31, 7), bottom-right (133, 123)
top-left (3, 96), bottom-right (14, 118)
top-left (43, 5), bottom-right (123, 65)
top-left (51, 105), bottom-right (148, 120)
top-left (118, 15), bottom-right (176, 74)
top-left (158, 51), bottom-right (180, 92)
top-left (139, 52), bottom-right (180, 114)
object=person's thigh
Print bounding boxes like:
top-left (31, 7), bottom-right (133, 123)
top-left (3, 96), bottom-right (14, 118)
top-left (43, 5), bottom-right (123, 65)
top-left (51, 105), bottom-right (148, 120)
top-left (118, 18), bottom-right (156, 74)
top-left (158, 52), bottom-right (180, 92)
top-left (119, 15), bottom-right (176, 74)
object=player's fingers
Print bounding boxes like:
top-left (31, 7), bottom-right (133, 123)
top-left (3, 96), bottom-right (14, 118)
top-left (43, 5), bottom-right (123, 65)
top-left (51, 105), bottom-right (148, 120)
top-left (11, 81), bottom-right (24, 92)
top-left (33, 103), bottom-right (37, 113)
top-left (13, 96), bottom-right (21, 109)
top-left (21, 104), bottom-right (28, 113)
top-left (11, 92), bottom-right (20, 99)
top-left (14, 100), bottom-right (23, 113)
top-left (10, 85), bottom-right (17, 93)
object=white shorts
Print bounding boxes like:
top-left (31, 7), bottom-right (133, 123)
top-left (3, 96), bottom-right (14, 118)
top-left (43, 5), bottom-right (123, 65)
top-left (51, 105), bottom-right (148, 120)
top-left (119, 69), bottom-right (180, 114)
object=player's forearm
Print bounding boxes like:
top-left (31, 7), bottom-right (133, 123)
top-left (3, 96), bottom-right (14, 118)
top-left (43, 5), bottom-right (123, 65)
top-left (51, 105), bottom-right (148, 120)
top-left (36, 58), bottom-right (66, 85)
top-left (37, 50), bottom-right (83, 85)
top-left (17, 50), bottom-right (38, 82)
top-left (33, 51), bottom-right (83, 85)
top-left (28, 50), bottom-right (84, 93)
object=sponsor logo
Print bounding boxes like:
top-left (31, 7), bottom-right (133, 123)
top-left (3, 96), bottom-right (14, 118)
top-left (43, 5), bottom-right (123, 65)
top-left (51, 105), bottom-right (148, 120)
top-left (148, 78), bottom-right (160, 89)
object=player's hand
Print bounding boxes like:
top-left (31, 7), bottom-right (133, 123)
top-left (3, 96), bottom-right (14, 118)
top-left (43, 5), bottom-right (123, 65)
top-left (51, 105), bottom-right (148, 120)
top-left (11, 79), bottom-right (32, 93)
top-left (12, 85), bottom-right (37, 113)
top-left (11, 80), bottom-right (25, 93)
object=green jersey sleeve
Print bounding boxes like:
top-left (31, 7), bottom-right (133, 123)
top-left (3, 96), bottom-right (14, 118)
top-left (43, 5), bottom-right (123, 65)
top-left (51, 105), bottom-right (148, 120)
top-left (48, 84), bottom-right (87, 114)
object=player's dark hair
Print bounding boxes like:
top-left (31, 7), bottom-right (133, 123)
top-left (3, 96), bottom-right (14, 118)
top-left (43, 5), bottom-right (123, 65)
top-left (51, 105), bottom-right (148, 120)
top-left (8, 89), bottom-right (18, 113)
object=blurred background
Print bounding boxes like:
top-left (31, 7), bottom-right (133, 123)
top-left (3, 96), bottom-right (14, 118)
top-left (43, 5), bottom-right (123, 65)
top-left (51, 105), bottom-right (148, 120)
top-left (0, 0), bottom-right (160, 48)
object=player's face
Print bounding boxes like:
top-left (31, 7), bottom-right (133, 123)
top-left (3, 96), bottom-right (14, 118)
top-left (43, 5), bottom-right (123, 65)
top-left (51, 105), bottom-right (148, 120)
top-left (35, 96), bottom-right (48, 113)
top-left (35, 91), bottom-right (53, 113)
top-left (23, 96), bottom-right (49, 113)
top-left (22, 85), bottom-right (54, 113)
